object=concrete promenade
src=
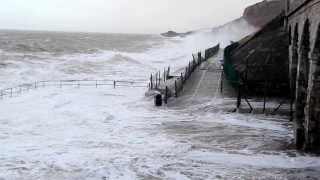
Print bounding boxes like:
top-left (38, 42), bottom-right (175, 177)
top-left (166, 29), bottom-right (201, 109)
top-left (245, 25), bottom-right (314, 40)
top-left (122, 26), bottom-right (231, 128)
top-left (169, 50), bottom-right (236, 111)
top-left (169, 49), bottom-right (289, 115)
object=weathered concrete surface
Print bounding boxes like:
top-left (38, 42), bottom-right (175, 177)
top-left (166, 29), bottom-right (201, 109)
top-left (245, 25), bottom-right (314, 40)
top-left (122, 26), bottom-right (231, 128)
top-left (168, 50), bottom-right (234, 108)
top-left (243, 0), bottom-right (285, 27)
top-left (287, 0), bottom-right (320, 152)
top-left (170, 49), bottom-right (291, 114)
top-left (161, 50), bottom-right (320, 179)
top-left (226, 14), bottom-right (290, 96)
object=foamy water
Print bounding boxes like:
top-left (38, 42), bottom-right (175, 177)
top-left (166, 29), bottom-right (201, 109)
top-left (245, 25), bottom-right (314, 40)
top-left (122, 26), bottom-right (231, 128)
top-left (1, 25), bottom-right (320, 180)
top-left (0, 29), bottom-right (226, 88)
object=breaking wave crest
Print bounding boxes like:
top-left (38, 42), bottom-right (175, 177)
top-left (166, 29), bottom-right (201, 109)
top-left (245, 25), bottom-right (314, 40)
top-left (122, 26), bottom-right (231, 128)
top-left (14, 43), bottom-right (48, 53)
top-left (0, 22), bottom-right (257, 88)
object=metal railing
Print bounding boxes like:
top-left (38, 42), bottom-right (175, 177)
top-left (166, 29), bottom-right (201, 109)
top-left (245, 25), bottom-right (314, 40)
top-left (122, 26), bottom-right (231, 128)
top-left (0, 79), bottom-right (147, 100)
top-left (148, 44), bottom-right (220, 103)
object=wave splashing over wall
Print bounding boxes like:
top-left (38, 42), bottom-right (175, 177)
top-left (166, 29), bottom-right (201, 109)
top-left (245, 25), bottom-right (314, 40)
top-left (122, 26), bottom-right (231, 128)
top-left (2, 23), bottom-right (316, 180)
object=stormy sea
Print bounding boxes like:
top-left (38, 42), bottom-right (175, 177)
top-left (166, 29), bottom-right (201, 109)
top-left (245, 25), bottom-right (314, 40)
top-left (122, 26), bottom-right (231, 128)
top-left (1, 26), bottom-right (320, 180)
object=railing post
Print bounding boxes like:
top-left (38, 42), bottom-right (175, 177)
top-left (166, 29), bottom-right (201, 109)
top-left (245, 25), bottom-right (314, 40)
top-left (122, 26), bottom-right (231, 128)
top-left (181, 73), bottom-right (183, 83)
top-left (114, 80), bottom-right (116, 89)
top-left (150, 74), bottom-right (153, 89)
top-left (156, 72), bottom-right (158, 88)
top-left (237, 84), bottom-right (242, 109)
top-left (205, 50), bottom-right (207, 60)
top-left (290, 94), bottom-right (294, 122)
top-left (191, 60), bottom-right (194, 72)
top-left (157, 72), bottom-right (160, 88)
top-left (165, 86), bottom-right (168, 104)
top-left (34, 81), bottom-right (37, 89)
top-left (191, 61), bottom-right (193, 72)
top-left (185, 67), bottom-right (188, 79)
top-left (220, 71), bottom-right (224, 94)
top-left (263, 81), bottom-right (267, 114)
top-left (175, 80), bottom-right (178, 97)
top-left (192, 54), bottom-right (196, 65)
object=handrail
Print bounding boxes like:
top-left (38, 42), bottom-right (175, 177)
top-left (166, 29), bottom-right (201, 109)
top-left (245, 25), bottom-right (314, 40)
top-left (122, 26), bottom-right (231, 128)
top-left (148, 44), bottom-right (220, 103)
top-left (0, 79), bottom-right (148, 100)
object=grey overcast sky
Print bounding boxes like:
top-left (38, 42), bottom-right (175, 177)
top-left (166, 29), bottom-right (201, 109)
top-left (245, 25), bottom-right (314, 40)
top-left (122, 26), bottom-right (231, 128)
top-left (0, 0), bottom-right (262, 34)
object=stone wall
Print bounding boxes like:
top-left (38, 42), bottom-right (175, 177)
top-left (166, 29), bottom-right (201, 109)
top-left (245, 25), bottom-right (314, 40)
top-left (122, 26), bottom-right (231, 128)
top-left (288, 0), bottom-right (308, 12)
top-left (243, 0), bottom-right (285, 27)
top-left (287, 0), bottom-right (320, 151)
top-left (226, 14), bottom-right (289, 96)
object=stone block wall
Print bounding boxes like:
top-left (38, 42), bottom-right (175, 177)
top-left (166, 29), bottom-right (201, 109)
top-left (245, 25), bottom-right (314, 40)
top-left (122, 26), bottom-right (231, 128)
top-left (287, 0), bottom-right (320, 151)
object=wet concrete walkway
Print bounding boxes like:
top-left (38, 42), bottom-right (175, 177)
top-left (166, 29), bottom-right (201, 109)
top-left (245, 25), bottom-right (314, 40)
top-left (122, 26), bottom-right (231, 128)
top-left (1, 49), bottom-right (319, 179)
top-left (169, 50), bottom-right (236, 110)
top-left (160, 50), bottom-right (320, 179)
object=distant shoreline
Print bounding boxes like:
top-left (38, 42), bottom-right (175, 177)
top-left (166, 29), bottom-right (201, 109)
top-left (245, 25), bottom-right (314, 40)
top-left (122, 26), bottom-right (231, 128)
top-left (0, 28), bottom-right (156, 36)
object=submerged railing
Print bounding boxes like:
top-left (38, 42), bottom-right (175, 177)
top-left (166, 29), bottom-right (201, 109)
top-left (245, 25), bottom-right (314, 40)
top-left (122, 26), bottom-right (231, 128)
top-left (0, 79), bottom-right (147, 100)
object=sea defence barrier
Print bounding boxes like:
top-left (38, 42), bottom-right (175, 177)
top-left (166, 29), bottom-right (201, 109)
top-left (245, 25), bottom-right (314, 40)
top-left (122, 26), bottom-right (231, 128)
top-left (148, 44), bottom-right (220, 105)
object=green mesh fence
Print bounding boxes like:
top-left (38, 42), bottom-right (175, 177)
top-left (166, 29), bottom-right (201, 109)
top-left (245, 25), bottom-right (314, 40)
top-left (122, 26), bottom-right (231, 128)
top-left (223, 43), bottom-right (239, 87)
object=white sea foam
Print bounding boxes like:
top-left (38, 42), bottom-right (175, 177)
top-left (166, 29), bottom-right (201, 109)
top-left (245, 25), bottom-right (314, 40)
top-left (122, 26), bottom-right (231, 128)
top-left (2, 25), bottom-right (318, 180)
top-left (0, 23), bottom-right (256, 89)
top-left (186, 151), bottom-right (320, 169)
